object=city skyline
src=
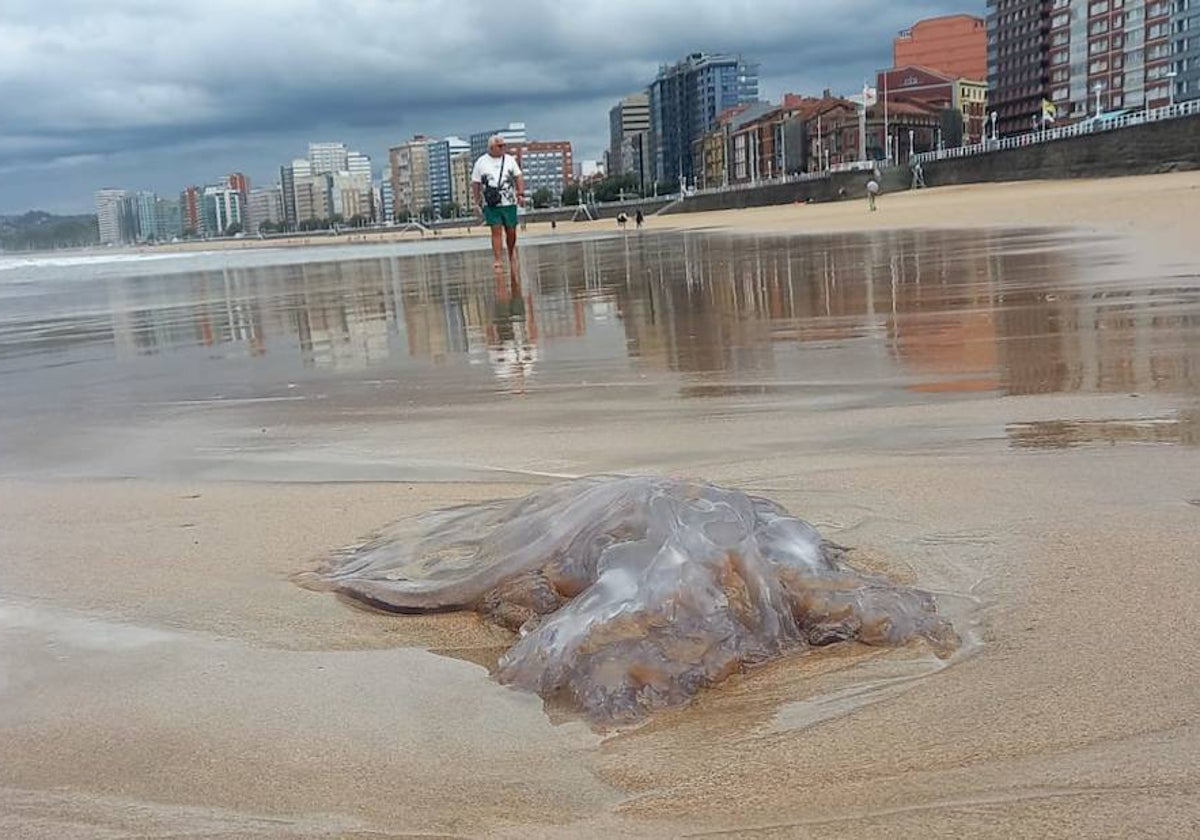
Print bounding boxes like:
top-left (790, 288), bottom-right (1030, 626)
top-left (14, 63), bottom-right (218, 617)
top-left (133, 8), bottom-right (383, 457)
top-left (0, 0), bottom-right (981, 214)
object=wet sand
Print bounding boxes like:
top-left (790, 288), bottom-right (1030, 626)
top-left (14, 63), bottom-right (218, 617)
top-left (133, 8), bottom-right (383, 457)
top-left (2, 175), bottom-right (1199, 837)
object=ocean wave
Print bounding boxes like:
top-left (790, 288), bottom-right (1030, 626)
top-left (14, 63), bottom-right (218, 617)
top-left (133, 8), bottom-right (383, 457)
top-left (0, 251), bottom-right (220, 272)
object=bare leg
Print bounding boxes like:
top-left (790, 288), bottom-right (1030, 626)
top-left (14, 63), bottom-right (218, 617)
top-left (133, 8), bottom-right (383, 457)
top-left (505, 226), bottom-right (518, 266)
top-left (490, 225), bottom-right (504, 268)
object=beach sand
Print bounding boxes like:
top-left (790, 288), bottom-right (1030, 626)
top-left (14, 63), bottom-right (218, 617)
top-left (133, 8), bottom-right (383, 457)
top-left (2, 173), bottom-right (1199, 838)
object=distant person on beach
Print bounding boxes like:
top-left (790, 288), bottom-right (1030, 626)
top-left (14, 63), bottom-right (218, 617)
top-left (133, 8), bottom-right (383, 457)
top-left (635, 209), bottom-right (644, 229)
top-left (471, 135), bottom-right (526, 269)
top-left (866, 178), bottom-right (880, 212)
top-left (617, 212), bottom-right (628, 230)
top-left (911, 161), bottom-right (926, 189)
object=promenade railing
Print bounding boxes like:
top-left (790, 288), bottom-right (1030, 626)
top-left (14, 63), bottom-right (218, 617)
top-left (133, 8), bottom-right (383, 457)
top-left (912, 99), bottom-right (1200, 165)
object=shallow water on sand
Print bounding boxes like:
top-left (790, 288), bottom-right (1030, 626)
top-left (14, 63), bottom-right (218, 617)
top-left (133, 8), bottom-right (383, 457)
top-left (1, 228), bottom-right (1196, 482)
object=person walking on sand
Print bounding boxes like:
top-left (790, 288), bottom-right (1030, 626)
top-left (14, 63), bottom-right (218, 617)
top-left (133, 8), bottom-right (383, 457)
top-left (472, 135), bottom-right (526, 269)
top-left (866, 177), bottom-right (880, 212)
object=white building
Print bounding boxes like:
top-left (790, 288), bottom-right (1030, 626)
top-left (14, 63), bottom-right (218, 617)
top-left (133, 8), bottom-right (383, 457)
top-left (308, 142), bottom-right (349, 175)
top-left (203, 186), bottom-right (243, 235)
top-left (94, 188), bottom-right (130, 244)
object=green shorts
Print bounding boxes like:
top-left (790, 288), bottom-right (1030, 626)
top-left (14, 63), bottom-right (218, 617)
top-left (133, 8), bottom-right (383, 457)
top-left (483, 205), bottom-right (519, 228)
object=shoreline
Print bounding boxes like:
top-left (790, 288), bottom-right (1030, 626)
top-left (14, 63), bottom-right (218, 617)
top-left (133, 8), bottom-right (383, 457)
top-left (6, 170), bottom-right (1199, 263)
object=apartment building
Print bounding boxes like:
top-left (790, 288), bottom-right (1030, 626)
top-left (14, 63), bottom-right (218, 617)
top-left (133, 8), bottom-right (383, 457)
top-left (608, 93), bottom-right (650, 176)
top-left (1048, 0), bottom-right (1176, 118)
top-left (515, 141), bottom-right (573, 200)
top-left (648, 52), bottom-right (760, 186)
top-left (990, 1), bottom-right (1183, 136)
top-left (987, 0), bottom-right (1052, 135)
top-left (1174, 0), bottom-right (1200, 101)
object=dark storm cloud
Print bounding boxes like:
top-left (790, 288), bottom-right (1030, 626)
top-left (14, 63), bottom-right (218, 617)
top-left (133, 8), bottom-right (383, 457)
top-left (0, 0), bottom-right (982, 212)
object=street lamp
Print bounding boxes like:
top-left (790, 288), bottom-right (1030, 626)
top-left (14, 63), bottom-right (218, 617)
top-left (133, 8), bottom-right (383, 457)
top-left (1094, 82), bottom-right (1103, 118)
top-left (1166, 69), bottom-right (1179, 108)
top-left (990, 111), bottom-right (998, 142)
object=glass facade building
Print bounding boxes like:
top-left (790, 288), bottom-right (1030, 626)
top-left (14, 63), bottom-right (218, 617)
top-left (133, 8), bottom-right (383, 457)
top-left (648, 52), bottom-right (759, 186)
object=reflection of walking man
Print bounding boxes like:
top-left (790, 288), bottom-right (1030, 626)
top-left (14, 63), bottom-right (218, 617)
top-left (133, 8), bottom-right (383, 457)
top-left (487, 270), bottom-right (538, 395)
top-left (472, 135), bottom-right (526, 269)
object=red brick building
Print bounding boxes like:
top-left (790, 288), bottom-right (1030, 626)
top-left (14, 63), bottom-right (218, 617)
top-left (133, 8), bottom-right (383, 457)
top-left (513, 141), bottom-right (574, 198)
top-left (894, 14), bottom-right (988, 80)
top-left (180, 186), bottom-right (202, 235)
top-left (878, 66), bottom-right (989, 144)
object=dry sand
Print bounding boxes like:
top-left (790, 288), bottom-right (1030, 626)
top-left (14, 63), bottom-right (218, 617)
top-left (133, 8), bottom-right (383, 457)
top-left (2, 173), bottom-right (1199, 838)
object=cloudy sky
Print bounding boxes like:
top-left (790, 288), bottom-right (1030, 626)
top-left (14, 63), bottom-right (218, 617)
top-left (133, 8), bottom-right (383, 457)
top-left (0, 0), bottom-right (982, 214)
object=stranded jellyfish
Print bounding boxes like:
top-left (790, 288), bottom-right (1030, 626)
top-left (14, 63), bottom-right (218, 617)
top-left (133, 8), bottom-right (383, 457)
top-left (296, 476), bottom-right (959, 722)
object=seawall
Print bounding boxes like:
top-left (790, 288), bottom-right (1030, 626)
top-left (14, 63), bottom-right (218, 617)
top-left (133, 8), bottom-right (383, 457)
top-left (659, 168), bottom-right (908, 215)
top-left (923, 113), bottom-right (1200, 186)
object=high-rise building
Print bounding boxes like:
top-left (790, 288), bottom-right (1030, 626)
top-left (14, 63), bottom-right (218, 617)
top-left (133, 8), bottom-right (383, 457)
top-left (1046, 0), bottom-right (1176, 121)
top-left (246, 186), bottom-right (282, 233)
top-left (279, 165), bottom-right (298, 230)
top-left (180, 186), bottom-right (202, 236)
top-left (133, 191), bottom-right (158, 242)
top-left (515, 141), bottom-right (574, 200)
top-left (202, 186), bottom-right (243, 235)
top-left (1176, 0), bottom-right (1200, 102)
top-left (379, 180), bottom-right (394, 223)
top-left (987, 0), bottom-right (1052, 135)
top-left (894, 15), bottom-right (988, 80)
top-left (343, 151), bottom-right (374, 221)
top-left (427, 136), bottom-right (469, 213)
top-left (227, 172), bottom-right (249, 196)
top-left (155, 197), bottom-right (181, 242)
top-left (293, 173), bottom-right (332, 224)
top-left (450, 153), bottom-right (472, 213)
top-left (330, 171), bottom-right (369, 220)
top-left (608, 93), bottom-right (651, 176)
top-left (388, 137), bottom-right (432, 219)
top-left (94, 188), bottom-right (129, 244)
top-left (648, 52), bottom-right (760, 186)
top-left (469, 123), bottom-right (527, 160)
top-left (308, 142), bottom-right (348, 175)
top-left (989, 1), bottom-right (1182, 136)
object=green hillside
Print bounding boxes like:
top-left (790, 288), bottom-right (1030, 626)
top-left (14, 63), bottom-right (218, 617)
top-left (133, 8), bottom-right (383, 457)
top-left (0, 211), bottom-right (100, 252)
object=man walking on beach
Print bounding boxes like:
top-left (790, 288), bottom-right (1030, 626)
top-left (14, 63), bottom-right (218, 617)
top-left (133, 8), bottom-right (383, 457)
top-left (472, 135), bottom-right (526, 269)
top-left (866, 177), bottom-right (880, 212)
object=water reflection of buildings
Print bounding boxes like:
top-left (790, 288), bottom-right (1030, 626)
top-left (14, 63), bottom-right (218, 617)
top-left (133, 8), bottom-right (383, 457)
top-left (607, 231), bottom-right (1199, 399)
top-left (94, 232), bottom-right (1198, 398)
top-left (109, 268), bottom-right (268, 360)
top-left (290, 261), bottom-right (390, 370)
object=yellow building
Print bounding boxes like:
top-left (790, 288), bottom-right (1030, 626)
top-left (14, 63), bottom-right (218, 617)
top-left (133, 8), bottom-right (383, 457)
top-left (954, 79), bottom-right (989, 143)
top-left (451, 152), bottom-right (472, 213)
top-left (700, 130), bottom-right (728, 189)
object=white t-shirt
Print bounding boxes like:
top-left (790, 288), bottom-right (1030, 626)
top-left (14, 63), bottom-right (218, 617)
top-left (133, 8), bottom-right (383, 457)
top-left (471, 153), bottom-right (522, 207)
